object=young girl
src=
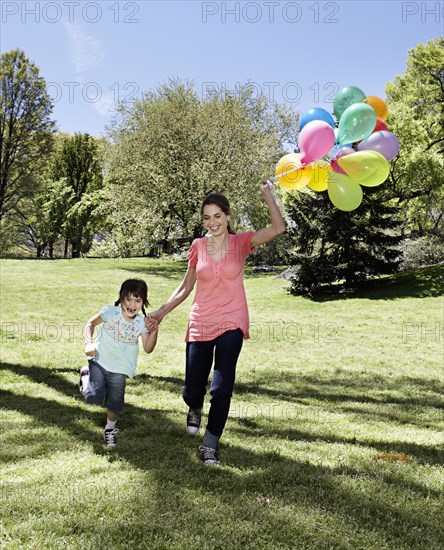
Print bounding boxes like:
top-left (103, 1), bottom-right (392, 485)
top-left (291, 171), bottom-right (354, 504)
top-left (82, 279), bottom-right (158, 447)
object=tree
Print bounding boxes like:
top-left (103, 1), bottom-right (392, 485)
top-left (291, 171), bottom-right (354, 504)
top-left (50, 133), bottom-right (104, 257)
top-left (385, 38), bottom-right (444, 237)
top-left (105, 79), bottom-right (296, 255)
top-left (19, 178), bottom-right (74, 258)
top-left (287, 187), bottom-right (403, 295)
top-left (0, 49), bottom-right (55, 223)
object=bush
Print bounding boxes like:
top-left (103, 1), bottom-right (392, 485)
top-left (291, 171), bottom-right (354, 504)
top-left (400, 236), bottom-right (444, 270)
top-left (247, 232), bottom-right (293, 267)
top-left (0, 219), bottom-right (23, 257)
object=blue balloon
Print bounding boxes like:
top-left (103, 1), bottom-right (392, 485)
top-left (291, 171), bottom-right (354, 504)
top-left (299, 108), bottom-right (335, 131)
top-left (327, 143), bottom-right (353, 158)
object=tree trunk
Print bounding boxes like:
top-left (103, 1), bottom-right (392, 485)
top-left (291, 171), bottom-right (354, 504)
top-left (71, 240), bottom-right (80, 258)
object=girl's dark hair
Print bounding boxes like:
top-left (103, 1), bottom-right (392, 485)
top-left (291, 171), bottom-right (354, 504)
top-left (115, 279), bottom-right (149, 317)
top-left (201, 193), bottom-right (236, 234)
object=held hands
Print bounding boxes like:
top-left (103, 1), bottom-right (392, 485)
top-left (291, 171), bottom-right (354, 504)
top-left (144, 315), bottom-right (159, 333)
top-left (148, 309), bottom-right (165, 323)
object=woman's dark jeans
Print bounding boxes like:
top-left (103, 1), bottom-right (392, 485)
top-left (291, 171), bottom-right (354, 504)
top-left (183, 328), bottom-right (243, 438)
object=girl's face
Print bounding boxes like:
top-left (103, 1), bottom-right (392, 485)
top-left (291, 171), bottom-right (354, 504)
top-left (202, 204), bottom-right (230, 238)
top-left (121, 294), bottom-right (143, 320)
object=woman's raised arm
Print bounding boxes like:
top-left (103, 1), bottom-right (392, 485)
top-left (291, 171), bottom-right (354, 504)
top-left (250, 179), bottom-right (286, 248)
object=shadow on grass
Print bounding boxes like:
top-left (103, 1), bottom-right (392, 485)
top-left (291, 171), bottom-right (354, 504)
top-left (232, 419), bottom-right (443, 466)
top-left (135, 373), bottom-right (184, 392)
top-left (233, 372), bottom-right (444, 409)
top-left (2, 361), bottom-right (443, 548)
top-left (116, 424), bottom-right (443, 550)
top-left (4, 361), bottom-right (441, 459)
top-left (307, 265), bottom-right (444, 302)
top-left (1, 363), bottom-right (80, 392)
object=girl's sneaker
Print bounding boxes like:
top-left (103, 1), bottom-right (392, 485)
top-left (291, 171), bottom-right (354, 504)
top-left (104, 428), bottom-right (118, 447)
top-left (79, 367), bottom-right (90, 394)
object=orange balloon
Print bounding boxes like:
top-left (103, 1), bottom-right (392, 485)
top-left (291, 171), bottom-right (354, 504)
top-left (275, 153), bottom-right (308, 190)
top-left (365, 96), bottom-right (388, 121)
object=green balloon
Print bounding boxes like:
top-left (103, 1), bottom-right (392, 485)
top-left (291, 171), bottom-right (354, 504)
top-left (337, 104), bottom-right (377, 145)
top-left (333, 86), bottom-right (366, 120)
top-left (328, 172), bottom-right (363, 211)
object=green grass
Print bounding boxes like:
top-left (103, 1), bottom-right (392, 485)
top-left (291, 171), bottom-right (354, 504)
top-left (1, 258), bottom-right (443, 549)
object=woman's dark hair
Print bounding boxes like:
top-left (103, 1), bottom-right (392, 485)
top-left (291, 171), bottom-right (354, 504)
top-left (201, 193), bottom-right (236, 234)
top-left (115, 279), bottom-right (149, 316)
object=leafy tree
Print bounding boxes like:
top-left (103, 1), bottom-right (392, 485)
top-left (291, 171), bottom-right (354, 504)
top-left (385, 38), bottom-right (444, 237)
top-left (50, 133), bottom-right (104, 257)
top-left (20, 178), bottom-right (74, 258)
top-left (105, 79), bottom-right (296, 255)
top-left (287, 188), bottom-right (403, 295)
top-left (0, 49), bottom-right (55, 225)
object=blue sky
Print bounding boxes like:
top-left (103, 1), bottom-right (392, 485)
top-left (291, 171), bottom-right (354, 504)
top-left (2, 0), bottom-right (443, 136)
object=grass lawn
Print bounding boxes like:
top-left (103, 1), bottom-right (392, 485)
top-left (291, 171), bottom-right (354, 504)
top-left (0, 258), bottom-right (443, 549)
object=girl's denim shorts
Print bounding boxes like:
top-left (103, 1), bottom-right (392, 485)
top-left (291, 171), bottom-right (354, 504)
top-left (83, 359), bottom-right (127, 413)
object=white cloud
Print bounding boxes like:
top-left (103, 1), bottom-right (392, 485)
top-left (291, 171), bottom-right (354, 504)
top-left (64, 21), bottom-right (105, 74)
top-left (92, 91), bottom-right (116, 117)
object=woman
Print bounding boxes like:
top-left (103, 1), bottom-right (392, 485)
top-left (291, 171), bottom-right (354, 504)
top-left (152, 179), bottom-right (285, 464)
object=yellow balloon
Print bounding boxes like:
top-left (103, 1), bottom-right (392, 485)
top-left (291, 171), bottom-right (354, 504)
top-left (337, 150), bottom-right (390, 187)
top-left (307, 160), bottom-right (332, 192)
top-left (275, 153), bottom-right (307, 190)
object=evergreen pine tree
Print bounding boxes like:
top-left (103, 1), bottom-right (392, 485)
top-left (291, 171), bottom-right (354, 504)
top-left (287, 185), bottom-right (403, 295)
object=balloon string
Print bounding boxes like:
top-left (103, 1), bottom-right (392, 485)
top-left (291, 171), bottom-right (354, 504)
top-left (271, 165), bottom-right (303, 182)
top-left (267, 179), bottom-right (298, 231)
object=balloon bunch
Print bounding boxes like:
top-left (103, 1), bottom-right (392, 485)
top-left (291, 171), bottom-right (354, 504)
top-left (275, 86), bottom-right (399, 211)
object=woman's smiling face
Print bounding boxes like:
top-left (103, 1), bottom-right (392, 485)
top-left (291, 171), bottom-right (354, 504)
top-left (202, 203), bottom-right (230, 237)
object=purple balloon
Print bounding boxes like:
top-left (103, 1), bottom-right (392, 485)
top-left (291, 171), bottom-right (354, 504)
top-left (357, 131), bottom-right (400, 161)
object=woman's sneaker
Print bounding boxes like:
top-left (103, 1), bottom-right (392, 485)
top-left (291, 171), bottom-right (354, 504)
top-left (199, 445), bottom-right (220, 465)
top-left (104, 428), bottom-right (118, 447)
top-left (186, 407), bottom-right (202, 435)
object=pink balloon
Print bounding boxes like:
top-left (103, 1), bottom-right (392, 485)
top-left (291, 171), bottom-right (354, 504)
top-left (357, 131), bottom-right (400, 160)
top-left (331, 147), bottom-right (355, 175)
top-left (299, 120), bottom-right (335, 164)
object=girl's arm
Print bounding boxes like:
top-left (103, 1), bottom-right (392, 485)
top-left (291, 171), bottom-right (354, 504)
top-left (84, 314), bottom-right (103, 356)
top-left (250, 179), bottom-right (286, 248)
top-left (141, 327), bottom-right (158, 354)
top-left (151, 267), bottom-right (197, 322)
